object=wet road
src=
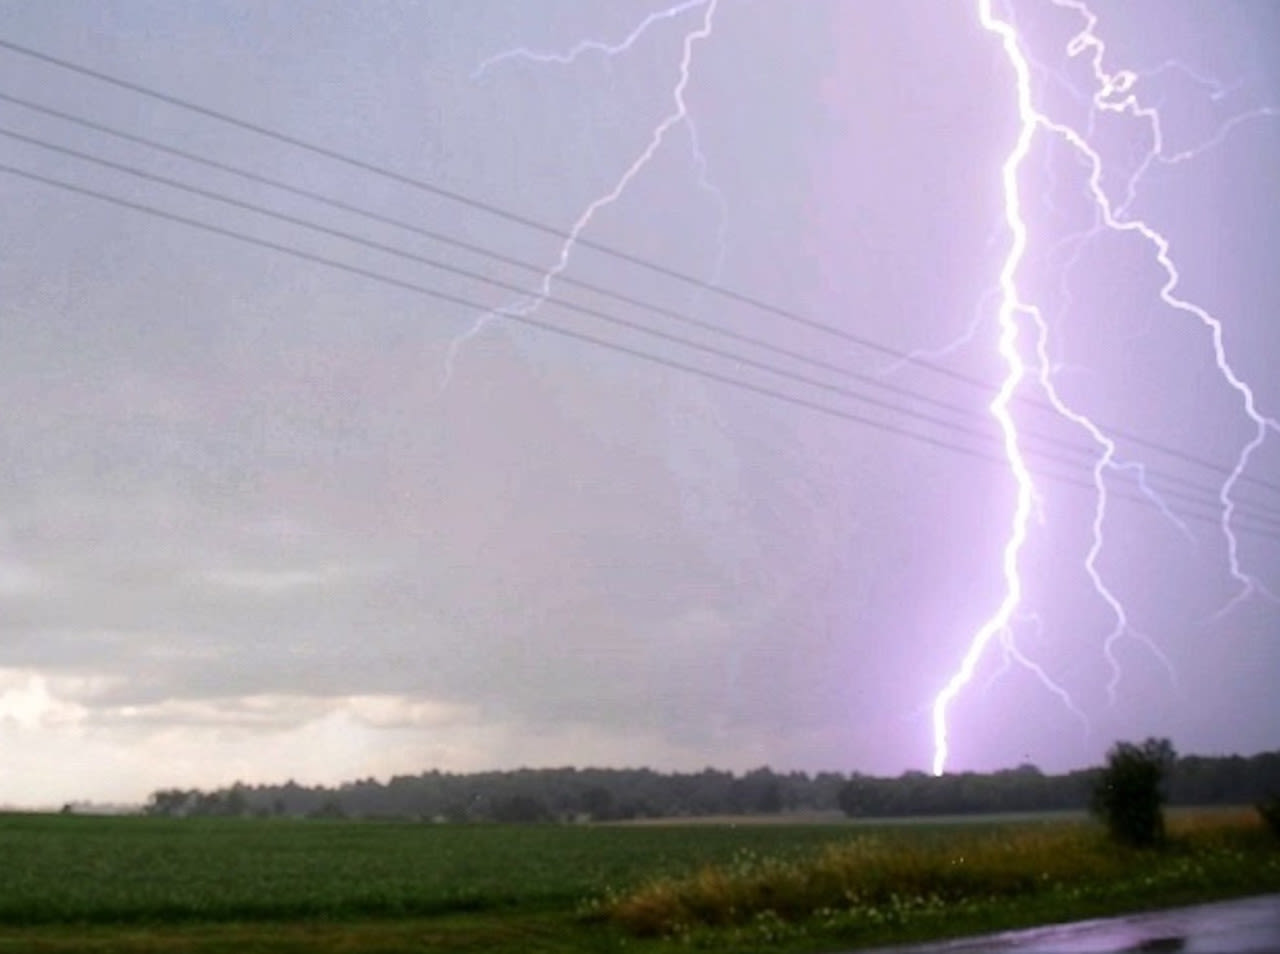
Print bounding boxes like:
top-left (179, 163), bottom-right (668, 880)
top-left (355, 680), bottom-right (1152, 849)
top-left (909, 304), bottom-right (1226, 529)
top-left (857, 894), bottom-right (1280, 953)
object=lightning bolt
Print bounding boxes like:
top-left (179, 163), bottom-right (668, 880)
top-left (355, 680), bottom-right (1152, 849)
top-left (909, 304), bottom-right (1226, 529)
top-left (441, 0), bottom-right (723, 388)
top-left (933, 0), bottom-right (1277, 775)
top-left (931, 1), bottom-right (1039, 776)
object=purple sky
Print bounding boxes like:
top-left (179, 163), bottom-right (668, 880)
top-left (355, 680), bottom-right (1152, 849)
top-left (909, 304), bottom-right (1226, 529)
top-left (0, 0), bottom-right (1277, 806)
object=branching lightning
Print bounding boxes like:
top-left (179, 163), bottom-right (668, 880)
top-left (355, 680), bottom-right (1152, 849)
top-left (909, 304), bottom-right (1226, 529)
top-left (932, 0), bottom-right (1277, 775)
top-left (1053, 0), bottom-right (1279, 613)
top-left (471, 0), bottom-right (709, 77)
top-left (442, 0), bottom-right (723, 388)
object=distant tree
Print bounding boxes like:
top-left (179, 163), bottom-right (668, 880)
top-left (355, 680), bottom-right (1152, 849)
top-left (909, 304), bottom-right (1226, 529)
top-left (146, 789), bottom-right (195, 817)
top-left (224, 785), bottom-right (249, 817)
top-left (581, 786), bottom-right (616, 822)
top-left (753, 776), bottom-right (784, 814)
top-left (837, 773), bottom-right (880, 817)
top-left (308, 798), bottom-right (347, 820)
top-left (137, 748), bottom-right (1280, 828)
top-left (491, 794), bottom-right (551, 823)
top-left (728, 768), bottom-right (784, 814)
top-left (1090, 737), bottom-right (1175, 847)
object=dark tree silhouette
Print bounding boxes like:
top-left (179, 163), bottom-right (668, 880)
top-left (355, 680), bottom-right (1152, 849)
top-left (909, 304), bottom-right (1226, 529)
top-left (141, 746), bottom-right (1280, 823)
top-left (1091, 737), bottom-right (1175, 847)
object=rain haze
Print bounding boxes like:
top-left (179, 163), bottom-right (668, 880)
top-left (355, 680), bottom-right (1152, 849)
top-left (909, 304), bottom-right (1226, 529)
top-left (0, 1), bottom-right (1277, 807)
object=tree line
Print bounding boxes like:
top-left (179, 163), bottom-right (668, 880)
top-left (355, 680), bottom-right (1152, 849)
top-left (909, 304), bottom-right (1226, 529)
top-left (143, 748), bottom-right (1280, 822)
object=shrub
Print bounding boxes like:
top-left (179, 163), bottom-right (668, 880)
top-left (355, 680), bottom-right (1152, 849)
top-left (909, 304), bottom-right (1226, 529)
top-left (1257, 795), bottom-right (1280, 839)
top-left (1090, 738), bottom-right (1175, 848)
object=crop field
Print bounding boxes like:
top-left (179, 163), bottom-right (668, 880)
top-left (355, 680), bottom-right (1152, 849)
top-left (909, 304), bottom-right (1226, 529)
top-left (0, 809), bottom-right (1277, 953)
top-left (0, 813), bottom-right (854, 924)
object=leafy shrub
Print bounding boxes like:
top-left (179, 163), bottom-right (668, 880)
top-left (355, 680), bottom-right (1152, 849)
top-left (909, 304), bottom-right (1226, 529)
top-left (1090, 738), bottom-right (1175, 848)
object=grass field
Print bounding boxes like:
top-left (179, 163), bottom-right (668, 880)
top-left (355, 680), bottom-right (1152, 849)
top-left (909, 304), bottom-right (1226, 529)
top-left (0, 808), bottom-right (1276, 953)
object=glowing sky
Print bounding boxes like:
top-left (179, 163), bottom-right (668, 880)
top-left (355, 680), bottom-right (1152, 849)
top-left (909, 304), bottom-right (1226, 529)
top-left (0, 1), bottom-right (1277, 806)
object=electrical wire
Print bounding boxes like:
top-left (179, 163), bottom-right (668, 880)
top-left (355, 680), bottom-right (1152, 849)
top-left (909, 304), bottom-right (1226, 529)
top-left (1, 36), bottom-right (1276, 502)
top-left (5, 91), bottom-right (1271, 523)
top-left (2, 154), bottom-right (1278, 543)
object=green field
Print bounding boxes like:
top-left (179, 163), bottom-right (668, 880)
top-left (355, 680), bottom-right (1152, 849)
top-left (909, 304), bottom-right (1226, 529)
top-left (1, 809), bottom-right (1277, 953)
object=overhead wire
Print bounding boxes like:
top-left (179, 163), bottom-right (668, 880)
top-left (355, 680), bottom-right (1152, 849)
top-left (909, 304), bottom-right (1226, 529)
top-left (0, 36), bottom-right (1277, 503)
top-left (2, 152), bottom-right (1278, 545)
top-left (3, 109), bottom-right (1280, 534)
top-left (0, 108), bottom-right (1276, 535)
top-left (5, 117), bottom-right (1258, 522)
top-left (3, 90), bottom-right (1270, 525)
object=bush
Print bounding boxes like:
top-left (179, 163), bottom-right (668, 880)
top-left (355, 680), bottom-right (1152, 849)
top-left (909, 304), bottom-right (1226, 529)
top-left (1090, 738), bottom-right (1175, 848)
top-left (1257, 795), bottom-right (1280, 839)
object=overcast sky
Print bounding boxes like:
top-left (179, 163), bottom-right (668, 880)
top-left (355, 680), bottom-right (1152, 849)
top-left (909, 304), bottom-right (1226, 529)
top-left (0, 1), bottom-right (1277, 806)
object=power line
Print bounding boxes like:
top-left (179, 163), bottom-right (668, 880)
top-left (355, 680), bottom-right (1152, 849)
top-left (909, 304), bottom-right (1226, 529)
top-left (0, 107), bottom-right (1275, 532)
top-left (0, 126), bottom-right (1093, 467)
top-left (4, 121), bottom-right (1278, 534)
top-left (0, 92), bottom-right (1009, 441)
top-left (3, 157), bottom-right (1278, 544)
top-left (0, 36), bottom-right (1276, 501)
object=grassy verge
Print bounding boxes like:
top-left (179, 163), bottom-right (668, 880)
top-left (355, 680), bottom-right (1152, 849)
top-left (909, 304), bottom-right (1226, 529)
top-left (594, 807), bottom-right (1280, 950)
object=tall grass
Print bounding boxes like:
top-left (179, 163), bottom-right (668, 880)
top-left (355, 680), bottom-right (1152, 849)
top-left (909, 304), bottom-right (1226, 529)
top-left (600, 809), bottom-right (1280, 941)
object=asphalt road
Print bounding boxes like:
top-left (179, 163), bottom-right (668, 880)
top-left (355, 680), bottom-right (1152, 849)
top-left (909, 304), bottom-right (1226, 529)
top-left (857, 894), bottom-right (1280, 953)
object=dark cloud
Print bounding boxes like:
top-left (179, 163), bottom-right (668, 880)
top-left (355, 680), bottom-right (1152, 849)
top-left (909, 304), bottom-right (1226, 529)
top-left (0, 0), bottom-right (1276, 804)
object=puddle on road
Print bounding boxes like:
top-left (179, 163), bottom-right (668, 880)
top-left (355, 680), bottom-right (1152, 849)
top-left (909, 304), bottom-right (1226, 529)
top-left (1125, 937), bottom-right (1185, 953)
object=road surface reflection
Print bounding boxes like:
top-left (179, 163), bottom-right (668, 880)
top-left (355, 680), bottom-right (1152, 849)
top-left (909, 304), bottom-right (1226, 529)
top-left (859, 894), bottom-right (1280, 953)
